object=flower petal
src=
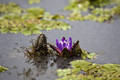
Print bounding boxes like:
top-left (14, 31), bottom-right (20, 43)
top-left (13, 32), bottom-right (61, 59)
top-left (56, 37), bottom-right (73, 53)
top-left (59, 42), bottom-right (63, 51)
top-left (61, 37), bottom-right (65, 42)
top-left (68, 37), bottom-right (72, 50)
top-left (49, 44), bottom-right (62, 56)
top-left (63, 42), bottom-right (67, 48)
top-left (72, 40), bottom-right (79, 49)
top-left (56, 39), bottom-right (60, 48)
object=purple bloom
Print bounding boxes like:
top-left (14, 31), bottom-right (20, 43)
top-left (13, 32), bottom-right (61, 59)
top-left (49, 37), bottom-right (81, 57)
top-left (56, 37), bottom-right (72, 52)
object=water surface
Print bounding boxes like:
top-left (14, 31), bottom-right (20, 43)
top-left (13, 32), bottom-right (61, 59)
top-left (0, 0), bottom-right (120, 80)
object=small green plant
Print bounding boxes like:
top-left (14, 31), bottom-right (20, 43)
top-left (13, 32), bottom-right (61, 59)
top-left (28, 0), bottom-right (41, 4)
top-left (57, 60), bottom-right (120, 80)
top-left (0, 66), bottom-right (8, 72)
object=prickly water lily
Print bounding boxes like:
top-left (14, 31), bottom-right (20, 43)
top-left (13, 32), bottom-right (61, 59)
top-left (56, 37), bottom-right (72, 52)
top-left (50, 37), bottom-right (82, 57)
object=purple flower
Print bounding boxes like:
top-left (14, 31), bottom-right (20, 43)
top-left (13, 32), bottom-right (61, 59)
top-left (49, 37), bottom-right (81, 57)
top-left (56, 37), bottom-right (72, 52)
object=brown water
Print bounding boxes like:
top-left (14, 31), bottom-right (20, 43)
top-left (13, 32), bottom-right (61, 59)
top-left (0, 0), bottom-right (120, 80)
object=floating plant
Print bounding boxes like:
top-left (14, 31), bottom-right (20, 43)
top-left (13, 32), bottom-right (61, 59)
top-left (57, 60), bottom-right (120, 80)
top-left (0, 2), bottom-right (23, 14)
top-left (50, 37), bottom-right (95, 58)
top-left (0, 65), bottom-right (8, 72)
top-left (0, 3), bottom-right (70, 35)
top-left (25, 34), bottom-right (96, 59)
top-left (50, 37), bottom-right (82, 57)
top-left (28, 0), bottom-right (41, 4)
top-left (65, 0), bottom-right (120, 22)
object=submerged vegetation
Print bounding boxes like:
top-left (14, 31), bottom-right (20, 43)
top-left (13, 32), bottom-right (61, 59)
top-left (65, 0), bottom-right (120, 22)
top-left (57, 60), bottom-right (120, 80)
top-left (0, 66), bottom-right (8, 72)
top-left (0, 3), bottom-right (70, 35)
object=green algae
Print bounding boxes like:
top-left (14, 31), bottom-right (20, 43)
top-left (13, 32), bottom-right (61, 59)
top-left (65, 0), bottom-right (120, 22)
top-left (57, 60), bottom-right (120, 80)
top-left (0, 3), bottom-right (70, 35)
top-left (0, 66), bottom-right (8, 72)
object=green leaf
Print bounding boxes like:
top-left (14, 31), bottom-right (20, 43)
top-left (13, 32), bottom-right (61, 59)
top-left (0, 66), bottom-right (8, 72)
top-left (28, 0), bottom-right (41, 4)
top-left (57, 60), bottom-right (120, 80)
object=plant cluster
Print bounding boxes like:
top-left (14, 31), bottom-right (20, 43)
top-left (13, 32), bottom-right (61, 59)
top-left (25, 34), bottom-right (96, 59)
top-left (57, 60), bottom-right (120, 80)
top-left (0, 3), bottom-right (71, 35)
top-left (65, 0), bottom-right (120, 22)
top-left (0, 2), bottom-right (23, 14)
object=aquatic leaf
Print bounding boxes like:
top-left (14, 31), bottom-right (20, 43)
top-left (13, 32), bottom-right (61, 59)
top-left (57, 69), bottom-right (72, 77)
top-left (0, 66), bottom-right (8, 72)
top-left (57, 60), bottom-right (120, 80)
top-left (0, 2), bottom-right (23, 14)
top-left (87, 52), bottom-right (96, 59)
top-left (70, 60), bottom-right (91, 68)
top-left (28, 0), bottom-right (41, 4)
top-left (0, 3), bottom-right (71, 35)
top-left (65, 0), bottom-right (120, 22)
top-left (81, 49), bottom-right (96, 59)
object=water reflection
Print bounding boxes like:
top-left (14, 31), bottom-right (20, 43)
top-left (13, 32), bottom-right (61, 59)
top-left (15, 53), bottom-right (56, 80)
top-left (55, 56), bottom-right (81, 69)
top-left (22, 68), bottom-right (36, 80)
top-left (25, 54), bottom-right (55, 72)
top-left (25, 48), bottom-right (81, 69)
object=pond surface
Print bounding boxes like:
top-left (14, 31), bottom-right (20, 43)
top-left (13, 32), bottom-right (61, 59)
top-left (0, 0), bottom-right (120, 80)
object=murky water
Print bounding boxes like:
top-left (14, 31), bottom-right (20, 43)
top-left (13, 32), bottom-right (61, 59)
top-left (0, 0), bottom-right (120, 80)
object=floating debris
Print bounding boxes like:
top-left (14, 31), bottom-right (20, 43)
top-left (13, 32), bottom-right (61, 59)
top-left (57, 60), bottom-right (120, 80)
